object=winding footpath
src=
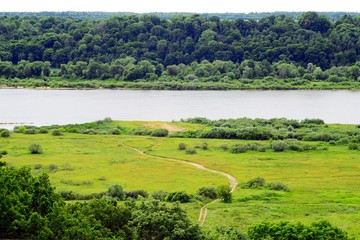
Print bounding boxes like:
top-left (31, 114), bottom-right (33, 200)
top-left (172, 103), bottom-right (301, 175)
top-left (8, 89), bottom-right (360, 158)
top-left (120, 142), bottom-right (238, 226)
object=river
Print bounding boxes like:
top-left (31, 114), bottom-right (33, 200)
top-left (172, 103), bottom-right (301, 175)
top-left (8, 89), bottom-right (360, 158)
top-left (1, 89), bottom-right (359, 129)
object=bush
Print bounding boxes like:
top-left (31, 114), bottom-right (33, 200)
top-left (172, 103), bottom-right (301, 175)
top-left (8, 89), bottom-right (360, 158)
top-left (245, 177), bottom-right (266, 189)
top-left (201, 142), bottom-right (208, 150)
top-left (185, 148), bottom-right (197, 154)
top-left (107, 184), bottom-right (125, 200)
top-left (29, 143), bottom-right (42, 154)
top-left (24, 128), bottom-right (36, 134)
top-left (271, 140), bottom-right (289, 152)
top-left (150, 128), bottom-right (169, 137)
top-left (197, 186), bottom-right (218, 199)
top-left (217, 185), bottom-right (232, 203)
top-left (166, 191), bottom-right (192, 203)
top-left (48, 164), bottom-right (58, 171)
top-left (348, 143), bottom-right (359, 150)
top-left (266, 182), bottom-right (290, 192)
top-left (52, 129), bottom-right (63, 136)
top-left (33, 164), bottom-right (42, 169)
top-left (230, 143), bottom-right (249, 153)
top-left (125, 190), bottom-right (149, 199)
top-left (0, 150), bottom-right (8, 155)
top-left (151, 190), bottom-right (168, 201)
top-left (0, 129), bottom-right (10, 138)
top-left (132, 127), bottom-right (152, 136)
top-left (178, 142), bottom-right (187, 150)
top-left (110, 128), bottom-right (121, 135)
top-left (38, 128), bottom-right (49, 134)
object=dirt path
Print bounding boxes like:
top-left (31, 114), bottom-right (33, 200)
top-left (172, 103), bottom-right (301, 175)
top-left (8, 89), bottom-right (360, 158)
top-left (120, 142), bottom-right (238, 226)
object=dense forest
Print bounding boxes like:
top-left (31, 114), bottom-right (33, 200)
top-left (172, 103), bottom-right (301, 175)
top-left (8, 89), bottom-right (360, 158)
top-left (1, 12), bottom-right (360, 88)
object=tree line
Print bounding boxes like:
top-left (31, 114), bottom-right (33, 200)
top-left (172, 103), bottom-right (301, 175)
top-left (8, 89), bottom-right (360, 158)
top-left (1, 12), bottom-right (360, 83)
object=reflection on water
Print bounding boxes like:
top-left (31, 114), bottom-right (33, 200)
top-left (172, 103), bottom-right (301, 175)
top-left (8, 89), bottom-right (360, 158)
top-left (1, 89), bottom-right (360, 129)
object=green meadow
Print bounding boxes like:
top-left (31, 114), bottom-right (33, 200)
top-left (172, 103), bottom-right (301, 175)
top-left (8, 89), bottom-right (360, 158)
top-left (1, 120), bottom-right (360, 237)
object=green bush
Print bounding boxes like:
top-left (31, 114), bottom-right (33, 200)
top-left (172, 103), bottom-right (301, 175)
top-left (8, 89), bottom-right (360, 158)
top-left (217, 185), bottom-right (232, 203)
top-left (29, 143), bottom-right (42, 154)
top-left (107, 184), bottom-right (125, 200)
top-left (150, 128), bottom-right (169, 137)
top-left (0, 129), bottom-right (10, 138)
top-left (166, 191), bottom-right (192, 203)
top-left (266, 182), bottom-right (290, 192)
top-left (197, 186), bottom-right (218, 199)
top-left (38, 128), bottom-right (49, 134)
top-left (52, 129), bottom-right (63, 136)
top-left (33, 164), bottom-right (42, 169)
top-left (0, 150), bottom-right (8, 155)
top-left (125, 190), bottom-right (149, 199)
top-left (24, 128), bottom-right (36, 134)
top-left (110, 128), bottom-right (121, 135)
top-left (48, 164), bottom-right (58, 171)
top-left (348, 143), bottom-right (359, 150)
top-left (230, 143), bottom-right (249, 153)
top-left (132, 127), bottom-right (152, 136)
top-left (245, 177), bottom-right (266, 189)
top-left (271, 140), bottom-right (289, 152)
top-left (151, 190), bottom-right (168, 201)
top-left (178, 142), bottom-right (187, 150)
top-left (185, 148), bottom-right (197, 154)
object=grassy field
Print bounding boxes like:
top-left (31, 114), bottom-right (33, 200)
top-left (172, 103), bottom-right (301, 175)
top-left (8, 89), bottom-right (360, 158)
top-left (1, 120), bottom-right (359, 237)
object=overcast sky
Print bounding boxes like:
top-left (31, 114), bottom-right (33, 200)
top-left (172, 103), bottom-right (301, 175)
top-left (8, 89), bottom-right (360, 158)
top-left (2, 0), bottom-right (360, 13)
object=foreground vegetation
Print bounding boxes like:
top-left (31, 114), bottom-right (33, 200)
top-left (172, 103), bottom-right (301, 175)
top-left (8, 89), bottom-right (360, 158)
top-left (1, 118), bottom-right (359, 238)
top-left (1, 12), bottom-right (360, 89)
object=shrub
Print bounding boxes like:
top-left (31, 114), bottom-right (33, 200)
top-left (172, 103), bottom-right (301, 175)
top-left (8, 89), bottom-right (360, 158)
top-left (185, 148), bottom-right (197, 154)
top-left (166, 191), bottom-right (192, 203)
top-left (150, 128), bottom-right (169, 137)
top-left (125, 190), bottom-right (149, 199)
top-left (48, 164), bottom-right (58, 171)
top-left (197, 186), bottom-right (218, 199)
top-left (220, 144), bottom-right (228, 150)
top-left (33, 164), bottom-right (42, 169)
top-left (266, 182), bottom-right (290, 192)
top-left (201, 142), bottom-right (209, 150)
top-left (38, 128), bottom-right (49, 134)
top-left (110, 128), bottom-right (121, 135)
top-left (52, 129), bottom-right (63, 136)
top-left (0, 150), bottom-right (8, 155)
top-left (0, 129), bottom-right (10, 138)
top-left (151, 190), bottom-right (168, 201)
top-left (217, 185), bottom-right (232, 203)
top-left (107, 184), bottom-right (125, 200)
top-left (271, 140), bottom-right (289, 152)
top-left (29, 143), bottom-right (42, 154)
top-left (348, 143), bottom-right (359, 150)
top-left (178, 142), bottom-right (187, 150)
top-left (132, 127), bottom-right (152, 136)
top-left (230, 143), bottom-right (249, 153)
top-left (24, 129), bottom-right (36, 134)
top-left (245, 177), bottom-right (266, 189)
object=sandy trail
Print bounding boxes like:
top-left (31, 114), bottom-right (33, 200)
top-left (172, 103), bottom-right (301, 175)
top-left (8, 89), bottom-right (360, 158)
top-left (120, 142), bottom-right (238, 226)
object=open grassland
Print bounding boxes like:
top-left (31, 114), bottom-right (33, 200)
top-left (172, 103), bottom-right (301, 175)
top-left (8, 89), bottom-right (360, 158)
top-left (1, 120), bottom-right (360, 237)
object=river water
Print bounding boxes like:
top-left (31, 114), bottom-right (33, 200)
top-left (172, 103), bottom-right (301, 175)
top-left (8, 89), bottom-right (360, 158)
top-left (1, 89), bottom-right (359, 129)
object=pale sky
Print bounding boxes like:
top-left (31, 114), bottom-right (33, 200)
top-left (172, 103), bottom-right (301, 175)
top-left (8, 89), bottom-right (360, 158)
top-left (1, 0), bottom-right (360, 13)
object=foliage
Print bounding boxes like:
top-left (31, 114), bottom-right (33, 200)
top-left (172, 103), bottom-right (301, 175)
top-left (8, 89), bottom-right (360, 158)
top-left (217, 185), bottom-right (232, 203)
top-left (151, 190), bottom-right (168, 201)
top-left (29, 143), bottom-right (42, 154)
top-left (166, 191), bottom-right (192, 203)
top-left (178, 142), bottom-right (187, 150)
top-left (248, 220), bottom-right (353, 240)
top-left (107, 184), bottom-right (125, 200)
top-left (197, 186), bottom-right (218, 199)
top-left (0, 129), bottom-right (10, 138)
top-left (125, 190), bottom-right (149, 199)
top-left (149, 128), bottom-right (169, 137)
top-left (51, 129), bottom-right (63, 136)
top-left (270, 140), bottom-right (289, 152)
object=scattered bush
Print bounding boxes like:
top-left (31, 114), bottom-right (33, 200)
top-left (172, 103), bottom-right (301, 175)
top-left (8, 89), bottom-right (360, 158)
top-left (28, 143), bottom-right (42, 154)
top-left (0, 129), bottom-right (10, 138)
top-left (38, 128), bottom-right (49, 134)
top-left (132, 127), bottom-right (152, 136)
top-left (110, 128), bottom-right (121, 135)
top-left (245, 177), bottom-right (266, 189)
top-left (107, 184), bottom-right (125, 200)
top-left (52, 129), bottom-right (63, 136)
top-left (166, 191), bottom-right (192, 203)
top-left (98, 176), bottom-right (106, 181)
top-left (266, 182), bottom-right (290, 192)
top-left (197, 186), bottom-right (218, 199)
top-left (201, 142), bottom-right (208, 150)
top-left (151, 190), bottom-right (168, 201)
top-left (217, 185), bottom-right (232, 203)
top-left (178, 142), bottom-right (187, 150)
top-left (0, 150), bottom-right (8, 155)
top-left (48, 164), bottom-right (58, 171)
top-left (348, 143), bottom-right (359, 150)
top-left (185, 148), bottom-right (197, 154)
top-left (33, 164), bottom-right (42, 169)
top-left (150, 128), bottom-right (169, 137)
top-left (125, 190), bottom-right (149, 199)
top-left (230, 143), bottom-right (249, 153)
top-left (24, 128), bottom-right (36, 134)
top-left (220, 144), bottom-right (228, 150)
top-left (271, 140), bottom-right (289, 152)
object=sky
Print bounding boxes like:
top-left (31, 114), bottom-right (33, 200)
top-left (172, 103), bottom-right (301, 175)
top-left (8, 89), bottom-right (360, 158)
top-left (1, 0), bottom-right (360, 13)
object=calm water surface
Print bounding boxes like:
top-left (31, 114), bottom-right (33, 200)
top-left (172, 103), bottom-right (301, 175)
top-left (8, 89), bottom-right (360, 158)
top-left (1, 89), bottom-right (360, 129)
